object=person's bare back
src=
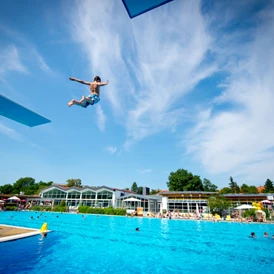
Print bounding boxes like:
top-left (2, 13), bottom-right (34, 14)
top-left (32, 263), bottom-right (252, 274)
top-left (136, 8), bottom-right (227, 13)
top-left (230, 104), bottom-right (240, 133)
top-left (90, 82), bottom-right (100, 96)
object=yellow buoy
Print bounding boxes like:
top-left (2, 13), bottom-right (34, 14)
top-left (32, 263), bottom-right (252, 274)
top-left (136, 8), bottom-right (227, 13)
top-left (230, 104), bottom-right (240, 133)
top-left (40, 222), bottom-right (48, 232)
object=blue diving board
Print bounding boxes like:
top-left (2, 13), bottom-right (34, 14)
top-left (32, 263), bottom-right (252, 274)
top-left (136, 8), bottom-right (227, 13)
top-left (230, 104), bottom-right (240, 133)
top-left (122, 0), bottom-right (174, 19)
top-left (0, 94), bottom-right (51, 127)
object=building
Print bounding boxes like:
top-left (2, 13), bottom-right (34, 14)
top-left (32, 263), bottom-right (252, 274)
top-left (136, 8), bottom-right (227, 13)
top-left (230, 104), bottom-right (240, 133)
top-left (39, 185), bottom-right (161, 213)
top-left (159, 191), bottom-right (274, 213)
top-left (2, 185), bottom-right (273, 215)
top-left (159, 191), bottom-right (217, 213)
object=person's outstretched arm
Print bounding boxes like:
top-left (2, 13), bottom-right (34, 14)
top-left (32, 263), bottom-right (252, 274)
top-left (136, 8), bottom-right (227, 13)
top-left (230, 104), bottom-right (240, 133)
top-left (69, 77), bottom-right (91, 85)
top-left (98, 80), bottom-right (109, 86)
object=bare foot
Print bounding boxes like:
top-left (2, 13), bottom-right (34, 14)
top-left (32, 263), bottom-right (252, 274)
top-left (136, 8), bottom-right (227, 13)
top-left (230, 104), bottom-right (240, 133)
top-left (68, 99), bottom-right (75, 107)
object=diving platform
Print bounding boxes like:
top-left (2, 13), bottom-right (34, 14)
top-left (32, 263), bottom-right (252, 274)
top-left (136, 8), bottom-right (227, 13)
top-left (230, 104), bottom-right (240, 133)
top-left (0, 94), bottom-right (51, 127)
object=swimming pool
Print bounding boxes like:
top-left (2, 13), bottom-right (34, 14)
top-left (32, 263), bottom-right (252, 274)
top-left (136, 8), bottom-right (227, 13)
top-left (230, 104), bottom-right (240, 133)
top-left (0, 211), bottom-right (273, 274)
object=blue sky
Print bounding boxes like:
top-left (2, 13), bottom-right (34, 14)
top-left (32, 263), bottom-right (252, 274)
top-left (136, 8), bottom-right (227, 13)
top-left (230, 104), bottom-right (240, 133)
top-left (1, 0), bottom-right (274, 190)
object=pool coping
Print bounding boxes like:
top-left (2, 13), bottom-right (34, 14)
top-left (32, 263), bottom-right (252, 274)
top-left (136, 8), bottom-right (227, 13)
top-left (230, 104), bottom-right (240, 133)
top-left (0, 224), bottom-right (51, 243)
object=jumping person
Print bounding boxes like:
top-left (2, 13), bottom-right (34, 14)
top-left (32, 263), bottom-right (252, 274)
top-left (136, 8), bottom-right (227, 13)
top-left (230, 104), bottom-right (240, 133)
top-left (68, 76), bottom-right (109, 108)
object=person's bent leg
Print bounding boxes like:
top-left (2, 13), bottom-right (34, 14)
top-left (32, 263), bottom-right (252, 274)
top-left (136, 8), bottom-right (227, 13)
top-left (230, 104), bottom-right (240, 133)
top-left (68, 98), bottom-right (86, 107)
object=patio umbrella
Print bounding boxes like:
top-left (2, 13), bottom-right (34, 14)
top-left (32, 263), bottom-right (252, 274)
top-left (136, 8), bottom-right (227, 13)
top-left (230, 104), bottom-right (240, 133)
top-left (7, 196), bottom-right (21, 201)
top-left (235, 204), bottom-right (255, 210)
top-left (261, 200), bottom-right (272, 204)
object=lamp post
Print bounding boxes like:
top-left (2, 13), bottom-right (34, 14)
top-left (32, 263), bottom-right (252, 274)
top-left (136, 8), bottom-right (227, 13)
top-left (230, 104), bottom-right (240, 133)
top-left (181, 194), bottom-right (184, 213)
top-left (199, 194), bottom-right (201, 214)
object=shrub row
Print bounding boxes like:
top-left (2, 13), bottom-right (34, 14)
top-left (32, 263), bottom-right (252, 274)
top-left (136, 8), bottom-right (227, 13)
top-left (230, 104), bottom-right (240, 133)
top-left (78, 206), bottom-right (126, 215)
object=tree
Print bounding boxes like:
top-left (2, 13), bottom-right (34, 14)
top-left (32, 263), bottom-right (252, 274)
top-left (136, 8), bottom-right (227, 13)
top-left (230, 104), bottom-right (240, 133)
top-left (0, 184), bottom-right (13, 194)
top-left (131, 182), bottom-right (138, 193)
top-left (150, 189), bottom-right (161, 195)
top-left (35, 181), bottom-right (53, 194)
top-left (66, 179), bottom-right (82, 188)
top-left (186, 175), bottom-right (204, 191)
top-left (219, 187), bottom-right (233, 194)
top-left (203, 178), bottom-right (218, 192)
top-left (241, 184), bottom-right (258, 194)
top-left (229, 176), bottom-right (240, 193)
top-left (240, 184), bottom-right (249, 193)
top-left (166, 169), bottom-right (204, 191)
top-left (247, 186), bottom-right (259, 194)
top-left (262, 178), bottom-right (274, 193)
top-left (207, 195), bottom-right (232, 216)
top-left (12, 177), bottom-right (35, 194)
top-left (137, 186), bottom-right (143, 195)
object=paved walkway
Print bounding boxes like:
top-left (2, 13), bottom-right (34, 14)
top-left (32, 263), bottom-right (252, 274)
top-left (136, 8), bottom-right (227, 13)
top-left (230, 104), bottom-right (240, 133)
top-left (0, 224), bottom-right (44, 242)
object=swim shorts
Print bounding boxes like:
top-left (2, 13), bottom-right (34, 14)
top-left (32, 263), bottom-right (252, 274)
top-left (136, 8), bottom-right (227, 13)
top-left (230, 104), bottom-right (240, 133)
top-left (83, 94), bottom-right (100, 108)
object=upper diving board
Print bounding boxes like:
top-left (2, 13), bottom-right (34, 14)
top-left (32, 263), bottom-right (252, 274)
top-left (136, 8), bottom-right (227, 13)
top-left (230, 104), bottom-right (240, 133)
top-left (0, 94), bottom-right (51, 127)
top-left (122, 0), bottom-right (174, 19)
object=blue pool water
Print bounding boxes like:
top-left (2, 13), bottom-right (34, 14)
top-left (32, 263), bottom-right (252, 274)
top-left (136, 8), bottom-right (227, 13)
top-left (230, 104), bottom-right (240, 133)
top-left (0, 211), bottom-right (273, 274)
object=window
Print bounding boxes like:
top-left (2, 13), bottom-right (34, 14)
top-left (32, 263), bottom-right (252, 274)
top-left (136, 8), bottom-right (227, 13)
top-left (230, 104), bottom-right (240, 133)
top-left (82, 191), bottom-right (96, 199)
top-left (97, 190), bottom-right (113, 200)
top-left (67, 191), bottom-right (81, 199)
top-left (43, 189), bottom-right (66, 199)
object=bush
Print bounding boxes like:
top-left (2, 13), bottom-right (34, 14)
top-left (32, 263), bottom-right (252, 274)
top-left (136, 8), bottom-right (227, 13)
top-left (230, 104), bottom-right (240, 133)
top-left (78, 206), bottom-right (126, 216)
top-left (53, 205), bottom-right (66, 213)
top-left (5, 205), bottom-right (18, 211)
top-left (243, 209), bottom-right (256, 218)
top-left (263, 208), bottom-right (270, 218)
top-left (59, 200), bottom-right (66, 207)
top-left (31, 206), bottom-right (52, 212)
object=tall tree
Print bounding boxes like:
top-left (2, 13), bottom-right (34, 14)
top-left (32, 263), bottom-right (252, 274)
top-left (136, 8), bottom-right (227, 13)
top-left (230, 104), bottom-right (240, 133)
top-left (167, 169), bottom-right (204, 191)
top-left (229, 176), bottom-right (240, 193)
top-left (35, 181), bottom-right (53, 195)
top-left (66, 179), bottom-right (82, 188)
top-left (263, 178), bottom-right (274, 193)
top-left (203, 178), bottom-right (218, 192)
top-left (241, 184), bottom-right (258, 194)
top-left (137, 186), bottom-right (143, 195)
top-left (12, 177), bottom-right (35, 194)
top-left (186, 175), bottom-right (204, 191)
top-left (131, 182), bottom-right (138, 192)
top-left (0, 184), bottom-right (13, 194)
top-left (247, 186), bottom-right (259, 194)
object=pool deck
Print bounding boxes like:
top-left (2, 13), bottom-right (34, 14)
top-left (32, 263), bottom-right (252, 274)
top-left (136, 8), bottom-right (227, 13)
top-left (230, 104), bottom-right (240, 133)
top-left (0, 224), bottom-right (49, 242)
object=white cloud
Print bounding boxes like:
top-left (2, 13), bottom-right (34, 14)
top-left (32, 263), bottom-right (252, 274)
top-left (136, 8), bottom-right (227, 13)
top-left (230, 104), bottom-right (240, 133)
top-left (137, 169), bottom-right (152, 174)
top-left (185, 3), bottom-right (274, 185)
top-left (0, 25), bottom-right (53, 74)
top-left (69, 0), bottom-right (216, 146)
top-left (0, 44), bottom-right (28, 74)
top-left (106, 146), bottom-right (117, 155)
top-left (0, 121), bottom-right (23, 141)
top-left (67, 0), bottom-right (274, 186)
top-left (68, 0), bottom-right (130, 113)
top-left (96, 105), bottom-right (106, 132)
top-left (124, 0), bottom-right (216, 145)
top-left (31, 48), bottom-right (52, 73)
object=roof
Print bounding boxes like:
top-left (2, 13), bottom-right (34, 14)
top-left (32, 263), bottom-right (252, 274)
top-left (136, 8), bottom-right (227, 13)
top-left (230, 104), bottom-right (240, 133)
top-left (224, 193), bottom-right (274, 197)
top-left (257, 186), bottom-right (265, 193)
top-left (159, 191), bottom-right (217, 195)
top-left (40, 185), bottom-right (136, 193)
top-left (116, 193), bottom-right (161, 201)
